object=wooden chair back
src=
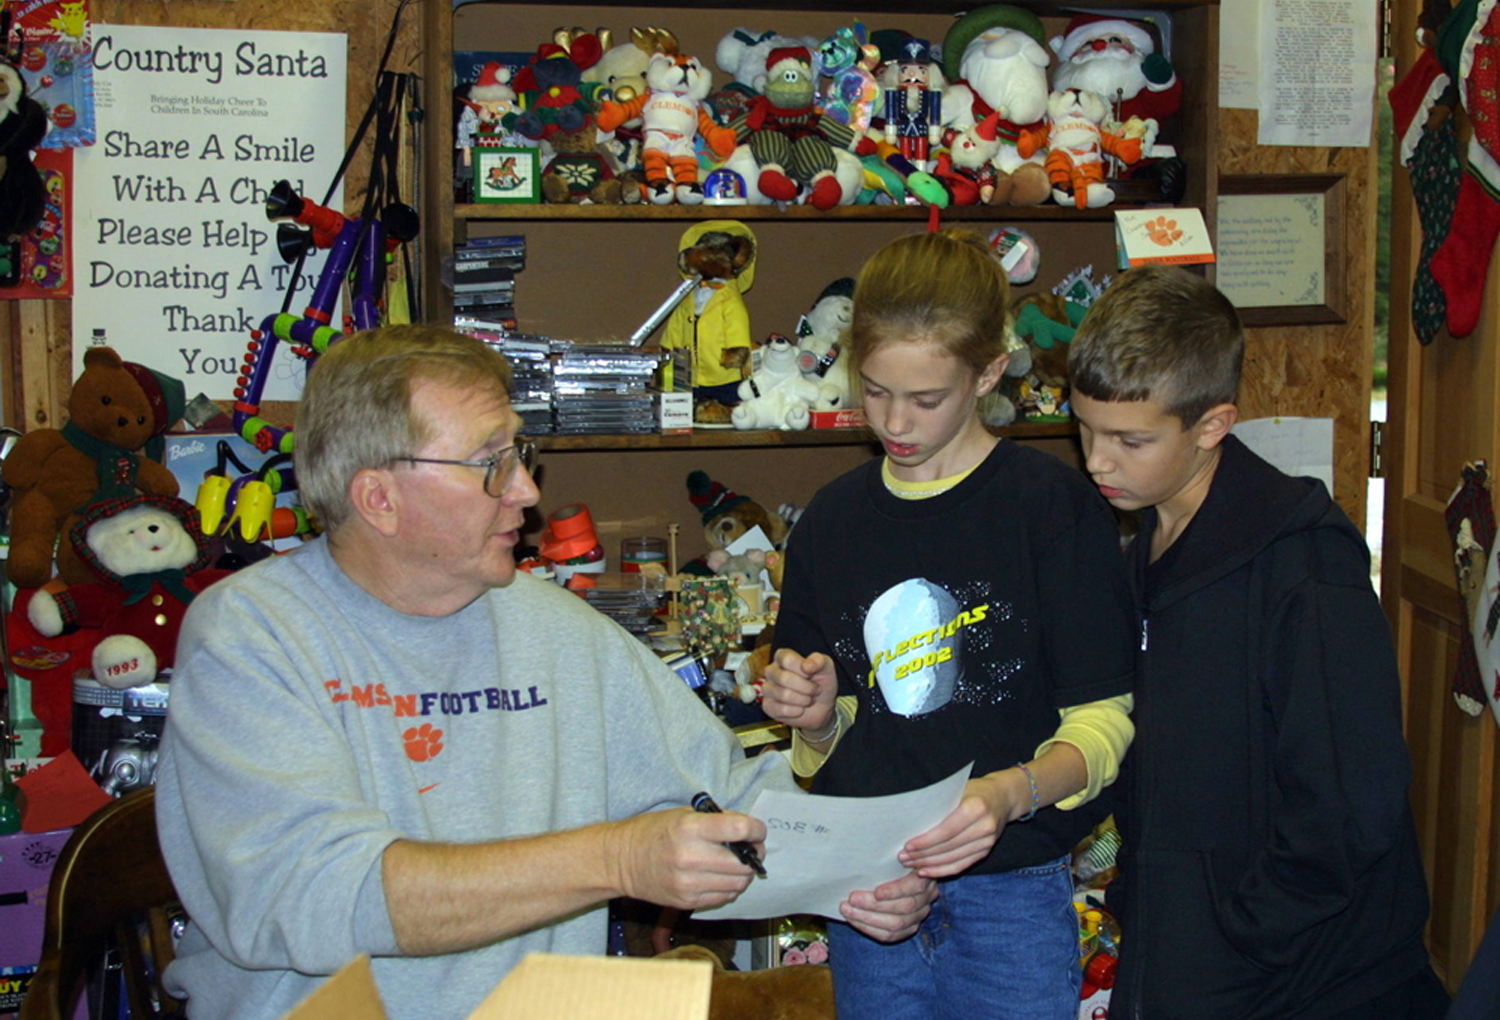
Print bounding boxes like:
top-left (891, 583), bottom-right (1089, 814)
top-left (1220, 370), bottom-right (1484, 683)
top-left (19, 786), bottom-right (184, 1020)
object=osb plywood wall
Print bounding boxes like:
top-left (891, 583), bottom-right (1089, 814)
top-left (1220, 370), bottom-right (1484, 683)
top-left (1219, 107), bottom-right (1379, 529)
top-left (0, 0), bottom-right (422, 433)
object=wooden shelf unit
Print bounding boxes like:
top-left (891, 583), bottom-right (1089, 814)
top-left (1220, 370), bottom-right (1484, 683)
top-left (419, 1), bottom-right (1217, 561)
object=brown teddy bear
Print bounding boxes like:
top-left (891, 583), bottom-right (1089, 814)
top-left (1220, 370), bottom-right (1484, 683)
top-left (686, 470), bottom-right (788, 553)
top-left (664, 223), bottom-right (757, 421)
top-left (655, 944), bottom-right (835, 1020)
top-left (2, 347), bottom-right (184, 588)
top-left (541, 122), bottom-right (642, 204)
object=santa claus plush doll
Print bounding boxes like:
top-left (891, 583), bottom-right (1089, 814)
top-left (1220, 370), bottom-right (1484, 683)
top-left (938, 4), bottom-right (1055, 205)
top-left (1049, 14), bottom-right (1182, 129)
top-left (1048, 13), bottom-right (1186, 199)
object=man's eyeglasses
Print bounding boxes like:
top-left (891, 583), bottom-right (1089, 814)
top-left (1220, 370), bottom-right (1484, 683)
top-left (397, 437), bottom-right (538, 497)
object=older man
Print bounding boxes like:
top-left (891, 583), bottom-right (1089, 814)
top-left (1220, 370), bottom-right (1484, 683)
top-left (156, 325), bottom-right (935, 1020)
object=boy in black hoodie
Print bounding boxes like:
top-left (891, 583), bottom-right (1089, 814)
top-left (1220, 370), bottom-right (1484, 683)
top-left (1067, 265), bottom-right (1446, 1020)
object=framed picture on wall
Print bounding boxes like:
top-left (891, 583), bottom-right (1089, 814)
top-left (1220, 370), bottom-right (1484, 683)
top-left (473, 144), bottom-right (539, 204)
top-left (1216, 174), bottom-right (1348, 327)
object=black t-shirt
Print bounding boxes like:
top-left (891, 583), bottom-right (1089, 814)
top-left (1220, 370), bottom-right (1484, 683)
top-left (774, 440), bottom-right (1136, 873)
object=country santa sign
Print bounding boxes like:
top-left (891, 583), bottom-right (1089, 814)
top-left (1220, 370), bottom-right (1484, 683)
top-left (72, 23), bottom-right (345, 401)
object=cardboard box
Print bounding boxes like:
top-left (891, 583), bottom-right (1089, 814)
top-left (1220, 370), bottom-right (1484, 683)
top-left (282, 953), bottom-right (713, 1020)
top-left (809, 408), bottom-right (866, 430)
top-left (0, 827), bottom-right (74, 1019)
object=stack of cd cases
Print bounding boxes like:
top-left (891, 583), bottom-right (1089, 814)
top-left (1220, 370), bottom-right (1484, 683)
top-left (456, 326), bottom-right (556, 434)
top-left (551, 344), bottom-right (664, 435)
top-left (568, 572), bottom-right (668, 639)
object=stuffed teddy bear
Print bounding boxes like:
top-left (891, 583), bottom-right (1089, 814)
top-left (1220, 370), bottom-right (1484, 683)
top-left (1019, 89), bottom-right (1148, 209)
top-left (540, 121), bottom-right (634, 204)
top-left (663, 222), bottom-right (757, 414)
top-left (3, 346), bottom-right (185, 589)
top-left (794, 278), bottom-right (855, 410)
top-left (686, 470), bottom-right (789, 553)
top-left (939, 5), bottom-right (1054, 206)
top-left (27, 495), bottom-right (232, 689)
top-left (732, 334), bottom-right (828, 431)
top-left (581, 27), bottom-right (653, 105)
top-left (596, 47), bottom-right (737, 204)
top-left (654, 944), bottom-right (835, 1020)
top-left (722, 46), bottom-right (864, 211)
top-left (763, 547), bottom-right (786, 594)
top-left (732, 640), bottom-right (773, 703)
top-left (507, 50), bottom-right (592, 144)
top-left (580, 27), bottom-right (655, 175)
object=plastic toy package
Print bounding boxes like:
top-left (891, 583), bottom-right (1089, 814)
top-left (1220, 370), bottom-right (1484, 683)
top-left (8, 0), bottom-right (96, 149)
top-left (2, 146), bottom-right (70, 297)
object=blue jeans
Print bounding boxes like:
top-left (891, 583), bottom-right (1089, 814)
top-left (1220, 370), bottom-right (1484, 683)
top-left (827, 856), bottom-right (1081, 1020)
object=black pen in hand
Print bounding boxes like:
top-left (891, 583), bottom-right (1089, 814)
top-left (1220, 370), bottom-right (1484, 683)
top-left (691, 791), bottom-right (768, 878)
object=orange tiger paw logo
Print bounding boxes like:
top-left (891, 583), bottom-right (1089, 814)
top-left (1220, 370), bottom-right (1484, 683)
top-left (403, 723), bottom-right (445, 762)
top-left (1146, 216), bottom-right (1183, 247)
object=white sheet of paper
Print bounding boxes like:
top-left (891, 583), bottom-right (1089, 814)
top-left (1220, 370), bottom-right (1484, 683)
top-left (694, 763), bottom-right (973, 921)
top-left (1219, 0), bottom-right (1261, 109)
top-left (1235, 417), bottom-right (1335, 494)
top-left (1256, 0), bottom-right (1378, 147)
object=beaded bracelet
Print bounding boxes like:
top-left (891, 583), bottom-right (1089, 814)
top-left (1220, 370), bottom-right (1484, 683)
top-left (802, 713), bottom-right (841, 744)
top-left (1014, 762), bottom-right (1040, 822)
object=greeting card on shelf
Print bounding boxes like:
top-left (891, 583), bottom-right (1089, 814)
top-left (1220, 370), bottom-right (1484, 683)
top-left (1114, 207), bottom-right (1215, 268)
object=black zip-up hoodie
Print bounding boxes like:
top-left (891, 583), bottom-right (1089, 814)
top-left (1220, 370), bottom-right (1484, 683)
top-left (1108, 435), bottom-right (1432, 1019)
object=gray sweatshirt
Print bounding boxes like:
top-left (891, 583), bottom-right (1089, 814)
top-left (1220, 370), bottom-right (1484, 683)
top-left (155, 537), bottom-right (794, 1020)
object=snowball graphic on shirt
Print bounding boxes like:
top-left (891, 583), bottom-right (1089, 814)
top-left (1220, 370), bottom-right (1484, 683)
top-left (865, 578), bottom-right (966, 717)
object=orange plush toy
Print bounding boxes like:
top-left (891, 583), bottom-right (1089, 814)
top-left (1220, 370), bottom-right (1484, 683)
top-left (2, 347), bottom-right (184, 588)
top-left (1018, 89), bottom-right (1148, 210)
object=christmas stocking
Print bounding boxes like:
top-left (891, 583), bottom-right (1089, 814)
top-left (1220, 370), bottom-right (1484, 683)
top-left (1409, 119), bottom-right (1463, 343)
top-left (1390, 48), bottom-right (1459, 343)
top-left (1430, 161), bottom-right (1500, 338)
top-left (1431, 0), bottom-right (1500, 338)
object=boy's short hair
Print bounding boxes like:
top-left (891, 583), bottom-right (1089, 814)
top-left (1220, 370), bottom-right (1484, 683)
top-left (1068, 264), bottom-right (1245, 426)
top-left (297, 324), bottom-right (513, 534)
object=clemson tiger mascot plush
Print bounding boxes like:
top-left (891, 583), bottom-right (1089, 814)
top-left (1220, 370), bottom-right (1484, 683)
top-left (597, 44), bottom-right (737, 205)
top-left (1018, 88), bottom-right (1150, 209)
